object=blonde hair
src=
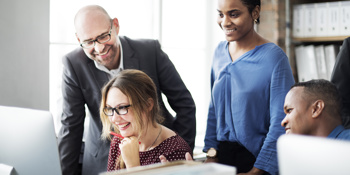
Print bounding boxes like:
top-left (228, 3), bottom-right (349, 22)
top-left (100, 69), bottom-right (164, 168)
top-left (100, 69), bottom-right (164, 140)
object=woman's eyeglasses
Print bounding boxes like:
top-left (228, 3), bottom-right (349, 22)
top-left (103, 105), bottom-right (132, 116)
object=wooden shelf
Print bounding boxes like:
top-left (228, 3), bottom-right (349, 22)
top-left (293, 36), bottom-right (349, 42)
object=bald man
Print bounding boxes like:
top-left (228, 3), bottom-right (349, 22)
top-left (281, 79), bottom-right (350, 139)
top-left (57, 5), bottom-right (196, 175)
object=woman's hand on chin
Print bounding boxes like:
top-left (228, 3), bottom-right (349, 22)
top-left (119, 136), bottom-right (140, 168)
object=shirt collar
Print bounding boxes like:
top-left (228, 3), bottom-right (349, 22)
top-left (94, 37), bottom-right (124, 77)
top-left (327, 125), bottom-right (345, 139)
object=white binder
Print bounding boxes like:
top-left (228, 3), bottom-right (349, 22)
top-left (303, 3), bottom-right (316, 37)
top-left (295, 45), bottom-right (319, 82)
top-left (324, 44), bottom-right (340, 80)
top-left (315, 2), bottom-right (328, 37)
top-left (339, 1), bottom-right (350, 36)
top-left (293, 4), bottom-right (304, 38)
top-left (327, 2), bottom-right (340, 36)
top-left (314, 45), bottom-right (328, 80)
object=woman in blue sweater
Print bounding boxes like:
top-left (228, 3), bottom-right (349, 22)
top-left (203, 0), bottom-right (295, 174)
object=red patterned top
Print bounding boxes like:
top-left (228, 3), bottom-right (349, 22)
top-left (107, 134), bottom-right (192, 171)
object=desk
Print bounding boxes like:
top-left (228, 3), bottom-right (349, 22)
top-left (100, 161), bottom-right (236, 175)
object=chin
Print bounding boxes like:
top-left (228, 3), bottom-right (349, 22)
top-left (225, 36), bottom-right (237, 42)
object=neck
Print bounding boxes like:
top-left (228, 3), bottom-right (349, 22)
top-left (139, 124), bottom-right (162, 151)
top-left (231, 31), bottom-right (265, 51)
top-left (312, 115), bottom-right (342, 137)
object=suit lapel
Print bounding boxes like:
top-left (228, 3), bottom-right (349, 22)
top-left (87, 60), bottom-right (109, 90)
top-left (120, 36), bottom-right (140, 70)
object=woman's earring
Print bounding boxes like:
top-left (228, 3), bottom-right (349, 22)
top-left (254, 19), bottom-right (258, 23)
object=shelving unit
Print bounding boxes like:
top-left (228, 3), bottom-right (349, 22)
top-left (293, 36), bottom-right (348, 43)
top-left (287, 0), bottom-right (349, 82)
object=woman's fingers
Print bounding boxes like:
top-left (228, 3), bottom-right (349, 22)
top-left (185, 152), bottom-right (193, 161)
top-left (159, 155), bottom-right (168, 163)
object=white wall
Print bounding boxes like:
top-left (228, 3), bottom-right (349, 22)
top-left (0, 0), bottom-right (49, 110)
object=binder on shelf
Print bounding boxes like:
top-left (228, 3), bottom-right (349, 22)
top-left (304, 45), bottom-right (319, 80)
top-left (324, 44), bottom-right (340, 80)
top-left (314, 45), bottom-right (328, 80)
top-left (295, 45), bottom-right (318, 82)
top-left (295, 46), bottom-right (306, 82)
top-left (293, 4), bottom-right (304, 38)
top-left (327, 2), bottom-right (340, 37)
top-left (340, 1), bottom-right (350, 36)
top-left (304, 3), bottom-right (316, 37)
top-left (315, 2), bottom-right (328, 37)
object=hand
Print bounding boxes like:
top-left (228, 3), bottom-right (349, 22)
top-left (159, 152), bottom-right (193, 163)
top-left (119, 136), bottom-right (140, 168)
top-left (237, 167), bottom-right (265, 175)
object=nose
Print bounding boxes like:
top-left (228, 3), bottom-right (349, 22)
top-left (94, 42), bottom-right (105, 54)
top-left (281, 116), bottom-right (288, 127)
top-left (110, 112), bottom-right (121, 123)
top-left (222, 15), bottom-right (232, 27)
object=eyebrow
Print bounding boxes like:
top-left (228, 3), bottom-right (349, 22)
top-left (217, 9), bottom-right (239, 13)
top-left (82, 30), bottom-right (110, 43)
top-left (106, 103), bottom-right (129, 108)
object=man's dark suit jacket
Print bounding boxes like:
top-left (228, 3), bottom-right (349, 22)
top-left (57, 36), bottom-right (196, 175)
top-left (331, 37), bottom-right (350, 129)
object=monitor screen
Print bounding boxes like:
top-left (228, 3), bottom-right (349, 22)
top-left (0, 106), bottom-right (62, 175)
top-left (277, 134), bottom-right (350, 175)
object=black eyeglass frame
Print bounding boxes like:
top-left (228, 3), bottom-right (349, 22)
top-left (79, 21), bottom-right (113, 49)
top-left (103, 105), bottom-right (132, 116)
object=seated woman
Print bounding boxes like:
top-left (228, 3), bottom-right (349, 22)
top-left (100, 69), bottom-right (192, 171)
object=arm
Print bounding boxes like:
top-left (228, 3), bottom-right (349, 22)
top-left (154, 40), bottom-right (196, 150)
top-left (57, 55), bottom-right (86, 175)
top-left (203, 69), bottom-right (219, 152)
top-left (331, 38), bottom-right (350, 128)
top-left (253, 57), bottom-right (295, 174)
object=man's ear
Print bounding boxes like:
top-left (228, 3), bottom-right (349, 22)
top-left (311, 100), bottom-right (325, 119)
top-left (112, 18), bottom-right (120, 35)
top-left (75, 33), bottom-right (80, 43)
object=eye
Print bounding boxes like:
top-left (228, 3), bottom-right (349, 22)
top-left (286, 108), bottom-right (293, 113)
top-left (230, 12), bottom-right (238, 17)
top-left (118, 105), bottom-right (127, 110)
top-left (218, 12), bottom-right (223, 18)
top-left (84, 40), bottom-right (94, 45)
top-left (99, 34), bottom-right (109, 40)
top-left (105, 107), bottom-right (113, 110)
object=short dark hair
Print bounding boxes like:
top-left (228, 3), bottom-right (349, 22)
top-left (291, 79), bottom-right (342, 117)
top-left (240, 0), bottom-right (261, 24)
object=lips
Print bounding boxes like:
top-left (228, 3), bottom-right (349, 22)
top-left (224, 28), bottom-right (237, 35)
top-left (99, 49), bottom-right (110, 59)
top-left (118, 122), bottom-right (131, 130)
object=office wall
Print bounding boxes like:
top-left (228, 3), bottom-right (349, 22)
top-left (0, 0), bottom-right (49, 110)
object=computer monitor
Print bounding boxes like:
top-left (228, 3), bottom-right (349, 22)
top-left (0, 106), bottom-right (62, 175)
top-left (277, 134), bottom-right (350, 175)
